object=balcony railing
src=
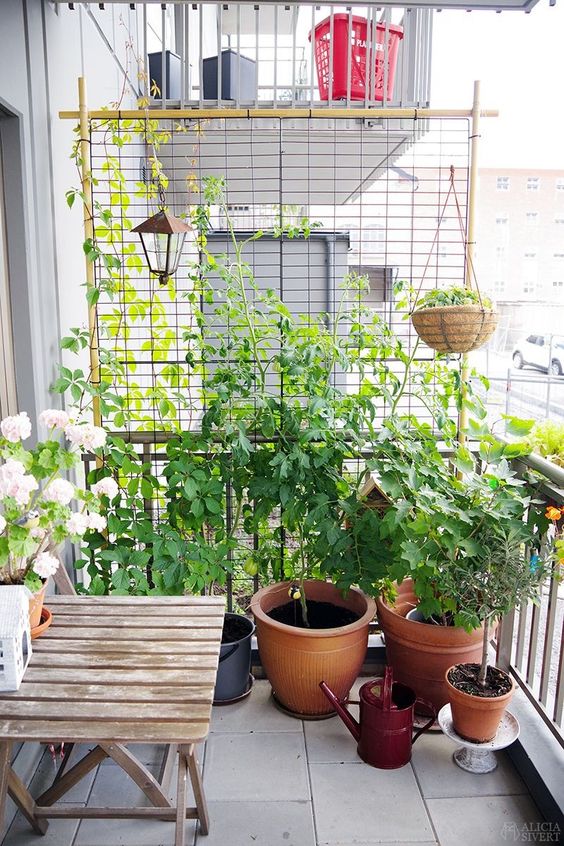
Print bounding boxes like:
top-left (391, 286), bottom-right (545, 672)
top-left (82, 434), bottom-right (564, 748)
top-left (144, 3), bottom-right (432, 109)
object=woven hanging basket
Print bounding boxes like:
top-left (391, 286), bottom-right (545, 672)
top-left (411, 303), bottom-right (498, 354)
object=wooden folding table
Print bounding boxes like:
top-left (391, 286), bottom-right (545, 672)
top-left (0, 594), bottom-right (225, 845)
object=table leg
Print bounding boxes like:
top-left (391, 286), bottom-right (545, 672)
top-left (186, 744), bottom-right (209, 836)
top-left (100, 743), bottom-right (172, 809)
top-left (0, 741), bottom-right (11, 834)
top-left (37, 745), bottom-right (108, 806)
top-left (175, 746), bottom-right (188, 846)
top-left (159, 744), bottom-right (179, 792)
top-left (7, 768), bottom-right (48, 835)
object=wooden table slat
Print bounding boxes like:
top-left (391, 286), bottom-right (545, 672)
top-left (9, 683), bottom-right (213, 703)
top-left (0, 701), bottom-right (211, 722)
top-left (40, 627), bottom-right (222, 641)
top-left (0, 720), bottom-right (210, 743)
top-left (20, 666), bottom-right (218, 685)
top-left (49, 615), bottom-right (223, 628)
top-left (31, 640), bottom-right (220, 656)
top-left (28, 653), bottom-right (219, 670)
top-left (49, 605), bottom-right (224, 618)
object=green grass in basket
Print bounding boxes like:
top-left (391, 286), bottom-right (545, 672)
top-left (415, 286), bottom-right (493, 310)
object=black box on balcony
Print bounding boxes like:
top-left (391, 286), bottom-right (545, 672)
top-left (202, 49), bottom-right (256, 101)
top-left (148, 50), bottom-right (182, 100)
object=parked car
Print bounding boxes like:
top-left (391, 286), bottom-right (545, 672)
top-left (512, 334), bottom-right (564, 377)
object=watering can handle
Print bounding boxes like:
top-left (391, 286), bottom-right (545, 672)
top-left (412, 699), bottom-right (436, 744)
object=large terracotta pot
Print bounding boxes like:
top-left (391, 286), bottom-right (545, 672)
top-left (28, 582), bottom-right (47, 630)
top-left (445, 664), bottom-right (515, 742)
top-left (251, 580), bottom-right (375, 717)
top-left (376, 580), bottom-right (484, 713)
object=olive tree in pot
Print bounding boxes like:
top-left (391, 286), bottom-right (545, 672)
top-left (443, 519), bottom-right (551, 743)
top-left (373, 413), bottom-right (544, 715)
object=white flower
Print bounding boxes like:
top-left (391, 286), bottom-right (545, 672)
top-left (65, 423), bottom-right (107, 451)
top-left (0, 459), bottom-right (38, 507)
top-left (32, 551), bottom-right (60, 580)
top-left (39, 409), bottom-right (70, 430)
top-left (87, 512), bottom-right (107, 533)
top-left (0, 412), bottom-right (32, 443)
top-left (66, 512), bottom-right (89, 536)
top-left (30, 526), bottom-right (46, 540)
top-left (0, 514), bottom-right (5, 533)
top-left (43, 478), bottom-right (75, 506)
top-left (91, 477), bottom-right (119, 500)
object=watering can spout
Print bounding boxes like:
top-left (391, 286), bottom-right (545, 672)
top-left (319, 681), bottom-right (360, 742)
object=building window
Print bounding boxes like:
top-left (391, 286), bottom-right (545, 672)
top-left (495, 246), bottom-right (505, 258)
top-left (555, 216), bottom-right (564, 225)
top-left (493, 279), bottom-right (505, 295)
top-left (556, 178), bottom-right (564, 192)
top-left (553, 280), bottom-right (564, 288)
top-left (495, 215), bottom-right (508, 225)
top-left (527, 177), bottom-right (540, 192)
top-left (496, 176), bottom-right (510, 191)
top-left (526, 212), bottom-right (539, 224)
top-left (554, 253), bottom-right (564, 261)
top-left (523, 252), bottom-right (537, 296)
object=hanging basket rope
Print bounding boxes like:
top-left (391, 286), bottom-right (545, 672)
top-left (410, 166), bottom-right (498, 354)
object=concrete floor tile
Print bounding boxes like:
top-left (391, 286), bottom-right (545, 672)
top-left (3, 813), bottom-right (82, 846)
top-left (204, 732), bottom-right (310, 802)
top-left (304, 705), bottom-right (360, 763)
top-left (426, 795), bottom-right (546, 846)
top-left (310, 762), bottom-right (434, 844)
top-left (411, 733), bottom-right (526, 799)
top-left (195, 801), bottom-right (315, 846)
top-left (211, 680), bottom-right (300, 733)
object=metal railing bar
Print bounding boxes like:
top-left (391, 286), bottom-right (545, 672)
top-left (554, 618), bottom-right (564, 724)
top-left (255, 4), bottom-right (259, 104)
top-left (198, 6), bottom-right (203, 108)
top-left (236, 4), bottom-right (241, 109)
top-left (346, 6), bottom-right (352, 108)
top-left (161, 5), bottom-right (166, 108)
top-left (526, 595), bottom-right (542, 688)
top-left (539, 572), bottom-right (560, 706)
top-left (515, 602), bottom-right (529, 671)
top-left (180, 3), bottom-right (186, 107)
top-left (291, 3), bottom-right (297, 105)
top-left (217, 3), bottom-right (223, 104)
top-left (310, 4), bottom-right (315, 104)
top-left (508, 665), bottom-right (564, 747)
top-left (273, 4), bottom-right (278, 108)
top-left (383, 11), bottom-right (390, 109)
top-left (496, 608), bottom-right (515, 672)
top-left (328, 6), bottom-right (334, 105)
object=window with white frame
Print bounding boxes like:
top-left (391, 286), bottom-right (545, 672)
top-left (493, 279), bottom-right (505, 295)
top-left (495, 215), bottom-right (509, 245)
top-left (556, 178), bottom-right (564, 193)
top-left (553, 280), bottom-right (564, 288)
top-left (555, 215), bottom-right (564, 225)
top-left (496, 176), bottom-right (510, 191)
top-left (526, 211), bottom-right (539, 225)
top-left (523, 252), bottom-right (537, 295)
top-left (527, 177), bottom-right (540, 192)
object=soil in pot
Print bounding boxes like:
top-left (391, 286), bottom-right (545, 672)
top-left (221, 614), bottom-right (252, 643)
top-left (267, 599), bottom-right (360, 629)
top-left (447, 664), bottom-right (512, 698)
top-left (446, 662), bottom-right (515, 743)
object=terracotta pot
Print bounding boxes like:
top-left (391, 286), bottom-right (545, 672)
top-left (376, 580), bottom-right (484, 713)
top-left (445, 664), bottom-right (515, 743)
top-left (250, 580), bottom-right (375, 717)
top-left (28, 582), bottom-right (47, 630)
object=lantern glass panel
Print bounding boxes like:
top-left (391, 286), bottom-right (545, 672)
top-left (139, 232), bottom-right (186, 277)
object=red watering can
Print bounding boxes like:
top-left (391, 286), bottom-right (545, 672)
top-left (320, 666), bottom-right (435, 769)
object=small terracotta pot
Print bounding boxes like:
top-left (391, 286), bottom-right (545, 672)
top-left (28, 582), bottom-right (47, 630)
top-left (445, 664), bottom-right (515, 743)
top-left (251, 580), bottom-right (375, 717)
top-left (376, 581), bottom-right (485, 713)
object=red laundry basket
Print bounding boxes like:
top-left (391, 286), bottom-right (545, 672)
top-left (311, 14), bottom-right (403, 102)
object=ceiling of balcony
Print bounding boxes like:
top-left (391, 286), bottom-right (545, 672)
top-left (160, 117), bottom-right (420, 206)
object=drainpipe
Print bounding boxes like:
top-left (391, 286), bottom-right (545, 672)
top-left (322, 234), bottom-right (337, 385)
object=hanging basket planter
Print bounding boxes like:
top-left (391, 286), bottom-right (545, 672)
top-left (411, 303), bottom-right (498, 354)
top-left (410, 165), bottom-right (497, 355)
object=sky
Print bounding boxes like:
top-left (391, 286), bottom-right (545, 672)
top-left (430, 0), bottom-right (564, 168)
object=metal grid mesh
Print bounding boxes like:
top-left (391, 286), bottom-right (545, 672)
top-left (87, 114), bottom-right (471, 609)
top-left (89, 114), bottom-right (471, 431)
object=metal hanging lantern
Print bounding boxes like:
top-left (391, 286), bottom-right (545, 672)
top-left (132, 189), bottom-right (192, 285)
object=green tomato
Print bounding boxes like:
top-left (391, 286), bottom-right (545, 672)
top-left (243, 557), bottom-right (258, 576)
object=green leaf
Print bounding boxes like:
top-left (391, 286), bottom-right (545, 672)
top-left (503, 415), bottom-right (535, 437)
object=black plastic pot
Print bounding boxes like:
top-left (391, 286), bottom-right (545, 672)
top-left (214, 613), bottom-right (254, 704)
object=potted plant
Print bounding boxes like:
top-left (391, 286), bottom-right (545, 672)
top-left (444, 518), bottom-right (550, 742)
top-left (373, 413), bottom-right (541, 714)
top-left (0, 409), bottom-right (108, 632)
top-left (410, 285), bottom-right (498, 354)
